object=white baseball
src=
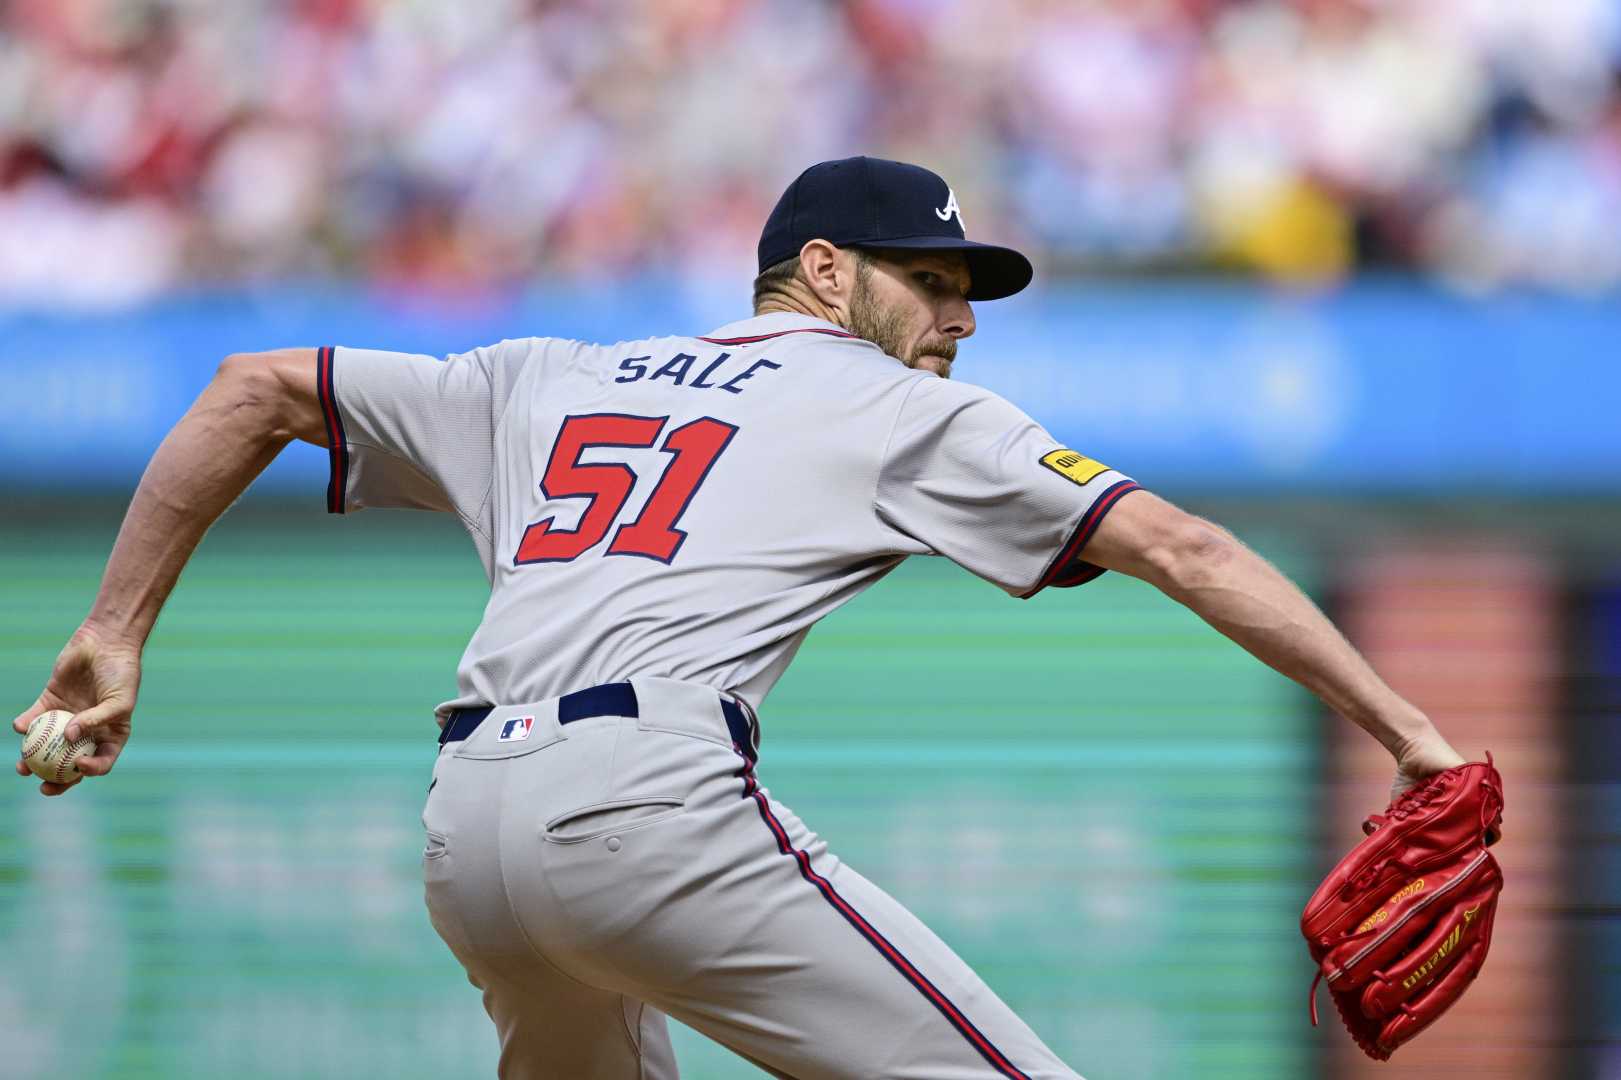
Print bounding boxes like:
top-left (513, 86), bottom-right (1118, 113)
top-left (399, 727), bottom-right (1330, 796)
top-left (21, 709), bottom-right (96, 784)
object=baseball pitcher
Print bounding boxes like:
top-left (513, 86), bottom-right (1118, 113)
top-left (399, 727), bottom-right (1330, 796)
top-left (14, 158), bottom-right (1473, 1079)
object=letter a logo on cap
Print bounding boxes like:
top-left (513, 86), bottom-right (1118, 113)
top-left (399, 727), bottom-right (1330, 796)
top-left (935, 188), bottom-right (963, 227)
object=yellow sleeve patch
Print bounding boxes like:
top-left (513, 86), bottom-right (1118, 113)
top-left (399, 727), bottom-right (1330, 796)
top-left (1040, 448), bottom-right (1110, 486)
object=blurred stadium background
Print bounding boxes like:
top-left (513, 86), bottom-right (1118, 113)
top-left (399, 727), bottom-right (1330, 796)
top-left (1, 1), bottom-right (1617, 1078)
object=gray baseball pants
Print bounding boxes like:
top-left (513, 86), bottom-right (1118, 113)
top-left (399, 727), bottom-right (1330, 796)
top-left (421, 677), bottom-right (1083, 1079)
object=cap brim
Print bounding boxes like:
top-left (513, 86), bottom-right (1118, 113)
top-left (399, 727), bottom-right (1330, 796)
top-left (852, 235), bottom-right (1033, 301)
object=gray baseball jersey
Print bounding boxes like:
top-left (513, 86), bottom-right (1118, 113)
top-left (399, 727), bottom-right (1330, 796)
top-left (318, 312), bottom-right (1138, 720)
top-left (321, 312), bottom-right (1139, 1079)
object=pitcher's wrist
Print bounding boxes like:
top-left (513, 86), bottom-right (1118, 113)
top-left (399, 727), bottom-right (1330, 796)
top-left (78, 613), bottom-right (148, 654)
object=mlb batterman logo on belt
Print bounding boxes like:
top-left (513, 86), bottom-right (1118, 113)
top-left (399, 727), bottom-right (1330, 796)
top-left (497, 716), bottom-right (534, 742)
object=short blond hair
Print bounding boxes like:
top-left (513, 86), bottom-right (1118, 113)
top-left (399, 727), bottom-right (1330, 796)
top-left (751, 248), bottom-right (872, 313)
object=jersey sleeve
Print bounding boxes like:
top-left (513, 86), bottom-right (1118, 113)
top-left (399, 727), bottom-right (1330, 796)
top-left (317, 342), bottom-right (530, 542)
top-left (874, 376), bottom-right (1141, 598)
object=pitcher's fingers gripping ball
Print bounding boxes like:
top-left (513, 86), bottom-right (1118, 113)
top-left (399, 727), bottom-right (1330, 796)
top-left (21, 710), bottom-right (96, 785)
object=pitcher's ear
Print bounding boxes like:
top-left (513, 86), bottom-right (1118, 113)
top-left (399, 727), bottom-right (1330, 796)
top-left (799, 240), bottom-right (851, 308)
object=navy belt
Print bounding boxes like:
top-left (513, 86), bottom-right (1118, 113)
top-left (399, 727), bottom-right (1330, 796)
top-left (439, 681), bottom-right (757, 759)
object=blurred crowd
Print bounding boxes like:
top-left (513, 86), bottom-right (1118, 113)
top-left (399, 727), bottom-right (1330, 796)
top-left (4, 0), bottom-right (1621, 306)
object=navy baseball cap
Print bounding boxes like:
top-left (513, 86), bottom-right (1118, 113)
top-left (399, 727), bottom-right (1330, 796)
top-left (757, 156), bottom-right (1033, 301)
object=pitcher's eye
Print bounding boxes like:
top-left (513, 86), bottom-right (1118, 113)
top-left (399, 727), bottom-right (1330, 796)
top-left (915, 272), bottom-right (940, 290)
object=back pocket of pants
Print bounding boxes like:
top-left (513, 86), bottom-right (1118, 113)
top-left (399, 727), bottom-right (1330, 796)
top-left (544, 796), bottom-right (684, 844)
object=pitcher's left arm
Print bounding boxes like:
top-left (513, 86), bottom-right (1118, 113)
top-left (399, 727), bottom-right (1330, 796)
top-left (12, 349), bottom-right (327, 794)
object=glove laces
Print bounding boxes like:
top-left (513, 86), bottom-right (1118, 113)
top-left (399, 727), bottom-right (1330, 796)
top-left (1365, 776), bottom-right (1443, 835)
top-left (1386, 780), bottom-right (1441, 822)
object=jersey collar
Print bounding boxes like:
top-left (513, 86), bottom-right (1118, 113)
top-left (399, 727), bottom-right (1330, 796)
top-left (702, 312), bottom-right (866, 343)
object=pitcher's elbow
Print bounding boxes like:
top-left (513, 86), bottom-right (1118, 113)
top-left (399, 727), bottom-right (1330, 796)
top-left (1152, 519), bottom-right (1237, 591)
top-left (216, 349), bottom-right (318, 442)
top-left (212, 351), bottom-right (293, 439)
top-left (216, 351), bottom-right (277, 399)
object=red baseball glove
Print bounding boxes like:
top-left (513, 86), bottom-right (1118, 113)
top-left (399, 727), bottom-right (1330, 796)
top-left (1301, 754), bottom-right (1505, 1060)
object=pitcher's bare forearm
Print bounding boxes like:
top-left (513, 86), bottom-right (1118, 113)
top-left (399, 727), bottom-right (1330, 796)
top-left (1156, 525), bottom-right (1427, 754)
top-left (1083, 490), bottom-right (1433, 757)
top-left (86, 349), bottom-right (325, 647)
top-left (11, 349), bottom-right (323, 794)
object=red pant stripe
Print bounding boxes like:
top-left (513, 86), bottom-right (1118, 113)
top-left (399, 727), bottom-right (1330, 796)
top-left (736, 757), bottom-right (1033, 1080)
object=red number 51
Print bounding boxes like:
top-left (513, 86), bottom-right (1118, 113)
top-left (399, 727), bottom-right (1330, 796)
top-left (514, 413), bottom-right (738, 565)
